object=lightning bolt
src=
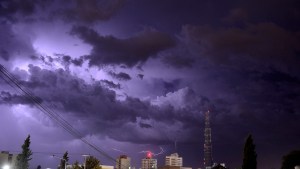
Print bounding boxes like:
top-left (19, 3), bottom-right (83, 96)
top-left (112, 148), bottom-right (127, 154)
top-left (153, 147), bottom-right (164, 156)
top-left (138, 147), bottom-right (165, 156)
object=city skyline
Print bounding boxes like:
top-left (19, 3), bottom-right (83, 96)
top-left (0, 0), bottom-right (300, 169)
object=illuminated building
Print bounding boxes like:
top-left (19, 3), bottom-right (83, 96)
top-left (0, 151), bottom-right (17, 168)
top-left (141, 151), bottom-right (157, 169)
top-left (159, 153), bottom-right (191, 169)
top-left (116, 155), bottom-right (131, 169)
top-left (165, 153), bottom-right (182, 167)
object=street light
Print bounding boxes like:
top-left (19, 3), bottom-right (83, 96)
top-left (82, 154), bottom-right (90, 169)
top-left (52, 155), bottom-right (67, 169)
top-left (2, 165), bottom-right (10, 169)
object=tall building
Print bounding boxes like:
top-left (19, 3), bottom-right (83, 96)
top-left (165, 153), bottom-right (182, 167)
top-left (0, 151), bottom-right (17, 168)
top-left (141, 152), bottom-right (157, 169)
top-left (204, 110), bottom-right (213, 168)
top-left (116, 155), bottom-right (131, 169)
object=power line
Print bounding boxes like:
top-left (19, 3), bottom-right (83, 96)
top-left (0, 65), bottom-right (120, 165)
top-left (1, 150), bottom-right (88, 156)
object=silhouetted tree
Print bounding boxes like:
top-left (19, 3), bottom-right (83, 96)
top-left (86, 156), bottom-right (101, 169)
top-left (242, 134), bottom-right (257, 169)
top-left (281, 150), bottom-right (300, 169)
top-left (37, 165), bottom-right (41, 169)
top-left (15, 135), bottom-right (32, 169)
top-left (60, 151), bottom-right (69, 169)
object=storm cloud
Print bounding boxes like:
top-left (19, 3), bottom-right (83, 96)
top-left (0, 24), bottom-right (35, 62)
top-left (0, 0), bottom-right (300, 168)
top-left (108, 71), bottom-right (131, 81)
top-left (181, 23), bottom-right (300, 74)
top-left (0, 65), bottom-right (210, 144)
top-left (71, 26), bottom-right (176, 67)
top-left (0, 0), bottom-right (125, 23)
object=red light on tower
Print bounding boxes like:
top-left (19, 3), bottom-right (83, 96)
top-left (146, 151), bottom-right (152, 158)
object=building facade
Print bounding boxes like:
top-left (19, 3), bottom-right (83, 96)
top-left (0, 151), bottom-right (17, 168)
top-left (165, 153), bottom-right (182, 167)
top-left (116, 155), bottom-right (131, 169)
top-left (141, 157), bottom-right (157, 169)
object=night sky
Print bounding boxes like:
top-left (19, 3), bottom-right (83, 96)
top-left (0, 0), bottom-right (300, 169)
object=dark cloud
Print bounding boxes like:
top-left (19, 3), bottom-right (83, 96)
top-left (100, 79), bottom-right (121, 89)
top-left (161, 54), bottom-right (194, 69)
top-left (61, 0), bottom-right (124, 23)
top-left (163, 79), bottom-right (181, 94)
top-left (108, 71), bottom-right (131, 81)
top-left (186, 64), bottom-right (300, 167)
top-left (56, 54), bottom-right (85, 69)
top-left (137, 74), bottom-right (144, 80)
top-left (0, 49), bottom-right (9, 61)
top-left (0, 91), bottom-right (42, 105)
top-left (222, 8), bottom-right (248, 23)
top-left (162, 21), bottom-right (300, 164)
top-left (62, 54), bottom-right (71, 63)
top-left (260, 70), bottom-right (300, 84)
top-left (239, 0), bottom-right (300, 30)
top-left (160, 42), bottom-right (195, 68)
top-left (0, 0), bottom-right (38, 21)
top-left (37, 55), bottom-right (54, 66)
top-left (0, 24), bottom-right (35, 62)
top-left (182, 23), bottom-right (300, 75)
top-left (139, 122), bottom-right (152, 128)
top-left (1, 66), bottom-right (210, 144)
top-left (71, 26), bottom-right (176, 67)
top-left (0, 0), bottom-right (124, 23)
top-left (36, 54), bottom-right (85, 70)
top-left (71, 57), bottom-right (84, 66)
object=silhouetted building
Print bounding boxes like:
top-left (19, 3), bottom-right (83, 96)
top-left (116, 155), bottom-right (131, 169)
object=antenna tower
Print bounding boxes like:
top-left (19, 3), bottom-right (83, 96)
top-left (204, 110), bottom-right (213, 168)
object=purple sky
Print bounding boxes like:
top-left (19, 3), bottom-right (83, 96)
top-left (0, 0), bottom-right (300, 169)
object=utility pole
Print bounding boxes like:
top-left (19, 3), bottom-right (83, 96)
top-left (82, 154), bottom-right (90, 169)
